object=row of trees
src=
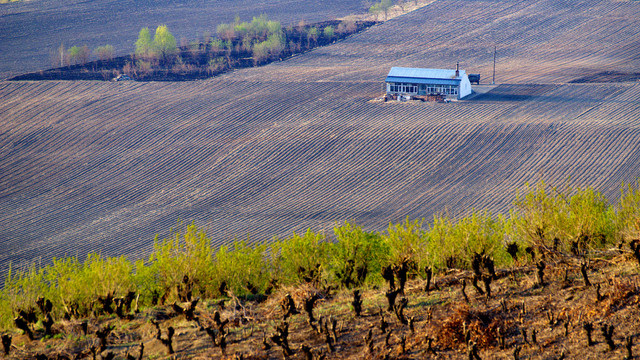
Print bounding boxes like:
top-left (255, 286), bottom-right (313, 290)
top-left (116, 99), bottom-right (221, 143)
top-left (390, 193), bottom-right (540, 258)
top-left (127, 17), bottom-right (364, 78)
top-left (2, 180), bottom-right (640, 328)
top-left (42, 16), bottom-right (369, 79)
top-left (51, 44), bottom-right (114, 67)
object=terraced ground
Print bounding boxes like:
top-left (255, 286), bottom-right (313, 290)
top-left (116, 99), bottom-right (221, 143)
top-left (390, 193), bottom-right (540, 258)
top-left (2, 0), bottom-right (640, 277)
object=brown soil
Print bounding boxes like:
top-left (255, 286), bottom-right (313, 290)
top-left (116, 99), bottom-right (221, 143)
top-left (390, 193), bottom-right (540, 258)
top-left (4, 253), bottom-right (640, 359)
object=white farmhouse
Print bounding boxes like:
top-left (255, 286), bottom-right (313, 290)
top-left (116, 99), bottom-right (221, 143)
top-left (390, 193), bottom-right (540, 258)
top-left (385, 65), bottom-right (472, 100)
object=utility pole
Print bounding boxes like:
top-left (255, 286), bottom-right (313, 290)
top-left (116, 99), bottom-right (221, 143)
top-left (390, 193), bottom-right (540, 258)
top-left (492, 46), bottom-right (496, 85)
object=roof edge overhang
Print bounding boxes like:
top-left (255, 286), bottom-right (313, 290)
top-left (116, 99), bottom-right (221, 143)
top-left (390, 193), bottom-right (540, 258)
top-left (385, 76), bottom-right (461, 86)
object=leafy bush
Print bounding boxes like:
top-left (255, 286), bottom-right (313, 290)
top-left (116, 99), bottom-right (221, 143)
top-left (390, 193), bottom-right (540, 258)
top-left (269, 229), bottom-right (330, 285)
top-left (425, 211), bottom-right (510, 270)
top-left (382, 217), bottom-right (428, 273)
top-left (140, 222), bottom-right (215, 301)
top-left (213, 240), bottom-right (270, 297)
top-left (511, 180), bottom-right (615, 253)
top-left (614, 181), bottom-right (640, 241)
top-left (3, 180), bottom-right (640, 331)
top-left (328, 222), bottom-right (388, 288)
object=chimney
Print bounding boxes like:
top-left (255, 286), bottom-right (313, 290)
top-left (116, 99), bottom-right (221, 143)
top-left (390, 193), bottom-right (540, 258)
top-left (455, 62), bottom-right (460, 77)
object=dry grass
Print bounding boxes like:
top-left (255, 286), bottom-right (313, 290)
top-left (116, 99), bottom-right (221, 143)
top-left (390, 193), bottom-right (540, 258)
top-left (3, 254), bottom-right (640, 359)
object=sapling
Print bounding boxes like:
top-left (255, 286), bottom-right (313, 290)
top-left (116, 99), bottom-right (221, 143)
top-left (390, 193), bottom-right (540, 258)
top-left (467, 340), bottom-right (481, 360)
top-left (536, 261), bottom-right (546, 287)
top-left (14, 316), bottom-right (33, 340)
top-left (280, 294), bottom-right (298, 319)
top-left (395, 260), bottom-right (409, 295)
top-left (531, 329), bottom-right (537, 344)
top-left (393, 297), bottom-right (408, 325)
top-left (301, 344), bottom-right (313, 360)
top-left (379, 309), bottom-right (388, 333)
top-left (96, 324), bottom-right (114, 352)
top-left (398, 334), bottom-right (406, 354)
top-left (506, 242), bottom-right (519, 262)
top-left (426, 336), bottom-right (437, 355)
top-left (596, 284), bottom-right (605, 302)
top-left (43, 313), bottom-right (54, 336)
top-left (482, 275), bottom-right (492, 298)
top-left (472, 275), bottom-right (485, 295)
top-left (382, 265), bottom-right (395, 290)
top-left (497, 327), bottom-right (505, 349)
top-left (271, 321), bottom-right (293, 356)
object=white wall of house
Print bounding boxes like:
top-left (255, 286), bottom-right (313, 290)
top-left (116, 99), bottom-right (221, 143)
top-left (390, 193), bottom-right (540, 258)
top-left (458, 74), bottom-right (472, 99)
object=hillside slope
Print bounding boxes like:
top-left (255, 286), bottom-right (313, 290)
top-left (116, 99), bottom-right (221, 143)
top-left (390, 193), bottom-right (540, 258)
top-left (0, 0), bottom-right (366, 80)
top-left (2, 0), bottom-right (640, 276)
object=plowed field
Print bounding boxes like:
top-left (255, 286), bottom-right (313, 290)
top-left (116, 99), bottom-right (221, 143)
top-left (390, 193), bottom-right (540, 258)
top-left (2, 0), bottom-right (640, 276)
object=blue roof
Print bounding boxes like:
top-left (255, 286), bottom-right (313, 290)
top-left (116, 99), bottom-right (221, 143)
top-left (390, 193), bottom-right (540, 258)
top-left (385, 76), bottom-right (459, 86)
top-left (385, 67), bottom-right (466, 84)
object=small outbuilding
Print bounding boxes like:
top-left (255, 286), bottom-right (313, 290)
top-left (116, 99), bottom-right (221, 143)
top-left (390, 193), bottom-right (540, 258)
top-left (385, 65), bottom-right (472, 100)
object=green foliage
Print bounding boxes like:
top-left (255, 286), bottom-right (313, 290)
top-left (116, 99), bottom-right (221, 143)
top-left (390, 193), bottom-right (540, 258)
top-left (4, 180), bottom-right (640, 331)
top-left (253, 33), bottom-right (285, 63)
top-left (210, 38), bottom-right (224, 52)
top-left (270, 229), bottom-right (330, 285)
top-left (213, 240), bottom-right (270, 297)
top-left (1, 253), bottom-right (134, 327)
top-left (307, 27), bottom-right (319, 43)
top-left (135, 27), bottom-right (154, 58)
top-left (426, 211), bottom-right (510, 270)
top-left (329, 222), bottom-right (387, 288)
top-left (614, 181), bottom-right (640, 240)
top-left (369, 0), bottom-right (395, 19)
top-left (67, 45), bottom-right (90, 65)
top-left (323, 26), bottom-right (335, 39)
top-left (153, 25), bottom-right (177, 61)
top-left (142, 222), bottom-right (215, 300)
top-left (382, 217), bottom-right (428, 271)
top-left (511, 180), bottom-right (615, 252)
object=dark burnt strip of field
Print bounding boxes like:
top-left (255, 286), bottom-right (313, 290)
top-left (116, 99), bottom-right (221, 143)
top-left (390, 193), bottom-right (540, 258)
top-left (8, 20), bottom-right (379, 82)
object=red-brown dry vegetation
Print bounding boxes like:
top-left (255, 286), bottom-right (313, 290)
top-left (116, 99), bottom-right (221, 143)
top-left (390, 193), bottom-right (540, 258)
top-left (2, 0), bottom-right (640, 282)
top-left (4, 253), bottom-right (640, 359)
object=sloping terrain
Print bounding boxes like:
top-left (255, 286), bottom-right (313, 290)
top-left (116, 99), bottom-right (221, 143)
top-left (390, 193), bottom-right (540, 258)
top-left (0, 0), bottom-right (366, 80)
top-left (5, 257), bottom-right (640, 359)
top-left (2, 0), bottom-right (640, 276)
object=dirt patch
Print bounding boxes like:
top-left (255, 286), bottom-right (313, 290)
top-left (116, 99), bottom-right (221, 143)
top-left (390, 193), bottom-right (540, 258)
top-left (570, 71), bottom-right (640, 84)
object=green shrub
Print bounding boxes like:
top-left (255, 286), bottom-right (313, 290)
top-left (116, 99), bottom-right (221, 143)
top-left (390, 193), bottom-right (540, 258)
top-left (614, 181), bottom-right (640, 241)
top-left (382, 217), bottom-right (428, 274)
top-left (328, 222), bottom-right (388, 288)
top-left (141, 222), bottom-right (215, 301)
top-left (213, 240), bottom-right (269, 297)
top-left (425, 211), bottom-right (510, 270)
top-left (269, 229), bottom-right (330, 285)
top-left (511, 180), bottom-right (615, 253)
